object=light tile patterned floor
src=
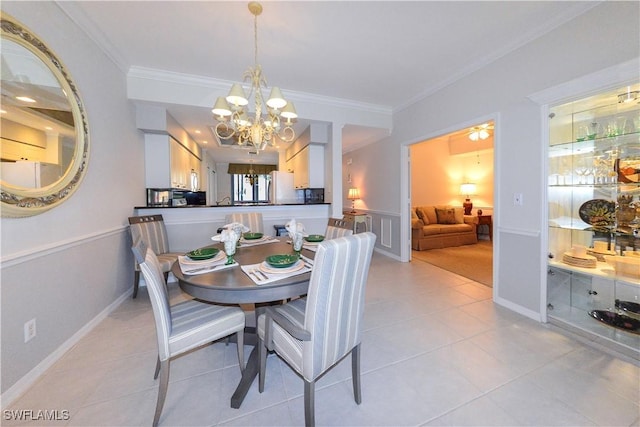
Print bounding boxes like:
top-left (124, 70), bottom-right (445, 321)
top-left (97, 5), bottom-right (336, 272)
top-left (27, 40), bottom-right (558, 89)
top-left (5, 253), bottom-right (640, 426)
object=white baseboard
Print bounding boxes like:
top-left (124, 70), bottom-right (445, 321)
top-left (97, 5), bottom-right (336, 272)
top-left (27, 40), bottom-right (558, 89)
top-left (0, 289), bottom-right (132, 410)
top-left (493, 295), bottom-right (543, 322)
top-left (374, 247), bottom-right (401, 261)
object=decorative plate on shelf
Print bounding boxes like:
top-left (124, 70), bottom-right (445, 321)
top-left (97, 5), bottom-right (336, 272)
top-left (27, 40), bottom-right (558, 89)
top-left (186, 247), bottom-right (219, 261)
top-left (616, 158), bottom-right (640, 183)
top-left (578, 199), bottom-right (615, 228)
top-left (589, 310), bottom-right (640, 335)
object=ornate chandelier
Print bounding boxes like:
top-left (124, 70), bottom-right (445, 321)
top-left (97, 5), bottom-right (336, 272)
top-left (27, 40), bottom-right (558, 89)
top-left (212, 2), bottom-right (297, 151)
top-left (245, 165), bottom-right (258, 185)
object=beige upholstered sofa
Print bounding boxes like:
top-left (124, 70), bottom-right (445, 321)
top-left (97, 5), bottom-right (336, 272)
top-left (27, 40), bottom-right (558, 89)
top-left (411, 205), bottom-right (478, 250)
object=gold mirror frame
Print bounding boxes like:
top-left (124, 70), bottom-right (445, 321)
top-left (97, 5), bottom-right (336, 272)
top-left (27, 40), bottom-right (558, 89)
top-left (1, 14), bottom-right (89, 218)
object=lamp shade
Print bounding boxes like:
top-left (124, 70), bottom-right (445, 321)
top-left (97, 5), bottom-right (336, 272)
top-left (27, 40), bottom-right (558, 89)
top-left (460, 183), bottom-right (476, 196)
top-left (212, 97), bottom-right (232, 117)
top-left (280, 101), bottom-right (298, 120)
top-left (348, 187), bottom-right (361, 200)
top-left (266, 86), bottom-right (287, 109)
top-left (226, 83), bottom-right (248, 107)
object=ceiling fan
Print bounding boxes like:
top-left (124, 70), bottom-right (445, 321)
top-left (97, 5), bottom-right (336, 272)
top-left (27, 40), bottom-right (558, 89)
top-left (468, 122), bottom-right (494, 141)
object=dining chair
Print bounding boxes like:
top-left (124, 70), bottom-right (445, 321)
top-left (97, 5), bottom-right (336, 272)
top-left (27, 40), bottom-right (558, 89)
top-left (128, 215), bottom-right (182, 298)
top-left (324, 217), bottom-right (354, 239)
top-left (225, 212), bottom-right (264, 234)
top-left (257, 232), bottom-right (376, 426)
top-left (131, 238), bottom-right (246, 427)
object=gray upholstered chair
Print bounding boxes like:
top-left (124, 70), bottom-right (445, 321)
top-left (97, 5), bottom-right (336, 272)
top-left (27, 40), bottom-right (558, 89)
top-left (324, 217), bottom-right (354, 240)
top-left (225, 212), bottom-right (264, 233)
top-left (131, 239), bottom-right (245, 427)
top-left (128, 215), bottom-right (181, 298)
top-left (257, 232), bottom-right (376, 426)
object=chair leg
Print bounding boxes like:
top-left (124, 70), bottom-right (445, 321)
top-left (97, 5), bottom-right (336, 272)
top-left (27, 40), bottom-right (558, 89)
top-left (304, 379), bottom-right (315, 427)
top-left (258, 336), bottom-right (266, 392)
top-left (351, 344), bottom-right (362, 404)
top-left (154, 355), bottom-right (161, 380)
top-left (153, 359), bottom-right (170, 427)
top-left (133, 271), bottom-right (140, 298)
top-left (236, 330), bottom-right (245, 373)
top-left (163, 272), bottom-right (169, 284)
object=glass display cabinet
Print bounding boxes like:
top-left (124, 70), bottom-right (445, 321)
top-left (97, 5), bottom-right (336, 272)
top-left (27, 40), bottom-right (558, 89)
top-left (547, 84), bottom-right (640, 359)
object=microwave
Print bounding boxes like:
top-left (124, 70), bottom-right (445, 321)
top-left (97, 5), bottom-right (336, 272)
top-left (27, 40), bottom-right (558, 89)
top-left (298, 188), bottom-right (324, 204)
top-left (146, 188), bottom-right (171, 207)
top-left (146, 188), bottom-right (206, 207)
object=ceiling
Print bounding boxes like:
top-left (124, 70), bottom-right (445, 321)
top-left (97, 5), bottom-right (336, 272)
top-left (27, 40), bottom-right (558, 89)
top-left (58, 1), bottom-right (597, 163)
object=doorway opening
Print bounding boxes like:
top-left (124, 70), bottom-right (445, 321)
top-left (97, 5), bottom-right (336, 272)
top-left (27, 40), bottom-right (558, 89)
top-left (409, 122), bottom-right (494, 287)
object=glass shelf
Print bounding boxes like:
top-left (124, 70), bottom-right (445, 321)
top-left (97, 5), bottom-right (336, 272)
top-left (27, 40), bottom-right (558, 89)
top-left (547, 183), bottom-right (640, 189)
top-left (550, 129), bottom-right (640, 148)
top-left (549, 259), bottom-right (640, 286)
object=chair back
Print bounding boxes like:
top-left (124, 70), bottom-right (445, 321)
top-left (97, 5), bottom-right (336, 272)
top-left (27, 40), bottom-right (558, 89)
top-left (302, 232), bottom-right (376, 380)
top-left (325, 218), bottom-right (354, 240)
top-left (131, 239), bottom-right (172, 361)
top-left (129, 215), bottom-right (171, 255)
top-left (225, 212), bottom-right (264, 233)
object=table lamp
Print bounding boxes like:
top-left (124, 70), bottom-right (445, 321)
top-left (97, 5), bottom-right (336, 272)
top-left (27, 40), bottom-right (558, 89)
top-left (347, 187), bottom-right (360, 213)
top-left (460, 183), bottom-right (476, 215)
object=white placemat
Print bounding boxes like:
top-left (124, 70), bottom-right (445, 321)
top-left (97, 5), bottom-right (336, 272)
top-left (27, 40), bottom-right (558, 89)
top-left (241, 259), bottom-right (312, 285)
top-left (178, 251), bottom-right (237, 275)
top-left (302, 242), bottom-right (318, 252)
top-left (285, 239), bottom-right (320, 252)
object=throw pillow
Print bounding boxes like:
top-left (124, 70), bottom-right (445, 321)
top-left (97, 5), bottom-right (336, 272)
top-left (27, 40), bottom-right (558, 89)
top-left (453, 207), bottom-right (464, 224)
top-left (436, 208), bottom-right (457, 224)
top-left (416, 207), bottom-right (430, 225)
top-left (423, 206), bottom-right (438, 224)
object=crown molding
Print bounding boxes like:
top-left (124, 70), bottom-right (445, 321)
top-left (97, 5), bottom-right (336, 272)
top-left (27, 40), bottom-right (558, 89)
top-left (55, 1), bottom-right (129, 73)
top-left (394, 1), bottom-right (602, 113)
top-left (128, 66), bottom-right (393, 117)
top-left (528, 58), bottom-right (640, 106)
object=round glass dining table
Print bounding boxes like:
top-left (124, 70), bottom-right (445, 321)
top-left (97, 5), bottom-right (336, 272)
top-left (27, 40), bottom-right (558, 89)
top-left (171, 237), bottom-right (314, 409)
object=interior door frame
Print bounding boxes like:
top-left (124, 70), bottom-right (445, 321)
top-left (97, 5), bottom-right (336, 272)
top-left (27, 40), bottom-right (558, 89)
top-left (400, 113), bottom-right (499, 296)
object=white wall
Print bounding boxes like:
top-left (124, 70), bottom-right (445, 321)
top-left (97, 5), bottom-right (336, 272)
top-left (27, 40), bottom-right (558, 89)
top-left (410, 136), bottom-right (494, 210)
top-left (0, 3), bottom-right (144, 401)
top-left (352, 2), bottom-right (640, 312)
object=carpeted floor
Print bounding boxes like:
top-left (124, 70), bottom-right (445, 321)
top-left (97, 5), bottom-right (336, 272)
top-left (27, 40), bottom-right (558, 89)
top-left (412, 240), bottom-right (493, 287)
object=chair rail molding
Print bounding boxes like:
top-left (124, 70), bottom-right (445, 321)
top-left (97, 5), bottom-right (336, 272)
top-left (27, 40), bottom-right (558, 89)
top-left (0, 225), bottom-right (127, 268)
top-left (497, 226), bottom-right (540, 238)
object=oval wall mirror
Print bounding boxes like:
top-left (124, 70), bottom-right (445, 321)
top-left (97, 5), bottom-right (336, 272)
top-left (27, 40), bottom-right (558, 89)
top-left (1, 14), bottom-right (89, 217)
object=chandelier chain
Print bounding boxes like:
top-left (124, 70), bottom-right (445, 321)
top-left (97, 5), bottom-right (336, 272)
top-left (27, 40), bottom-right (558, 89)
top-left (254, 11), bottom-right (258, 67)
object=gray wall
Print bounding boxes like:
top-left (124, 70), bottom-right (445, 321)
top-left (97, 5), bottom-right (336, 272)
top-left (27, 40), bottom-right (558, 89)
top-left (1, 2), bottom-right (144, 397)
top-left (349, 2), bottom-right (639, 313)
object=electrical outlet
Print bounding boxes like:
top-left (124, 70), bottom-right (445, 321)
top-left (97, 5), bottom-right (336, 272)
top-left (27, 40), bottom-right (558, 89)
top-left (24, 318), bottom-right (36, 343)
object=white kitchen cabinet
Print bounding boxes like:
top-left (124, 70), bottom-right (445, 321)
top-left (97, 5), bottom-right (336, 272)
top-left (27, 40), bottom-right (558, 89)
top-left (289, 144), bottom-right (324, 189)
top-left (145, 133), bottom-right (201, 189)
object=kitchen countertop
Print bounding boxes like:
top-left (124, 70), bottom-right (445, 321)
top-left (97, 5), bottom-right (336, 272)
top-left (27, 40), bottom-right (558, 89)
top-left (134, 203), bottom-right (330, 209)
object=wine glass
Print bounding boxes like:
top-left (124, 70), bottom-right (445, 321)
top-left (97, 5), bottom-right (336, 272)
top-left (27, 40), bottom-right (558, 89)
top-left (292, 234), bottom-right (304, 257)
top-left (575, 165), bottom-right (588, 184)
top-left (576, 125), bottom-right (588, 141)
top-left (224, 239), bottom-right (237, 265)
top-left (588, 122), bottom-right (600, 140)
